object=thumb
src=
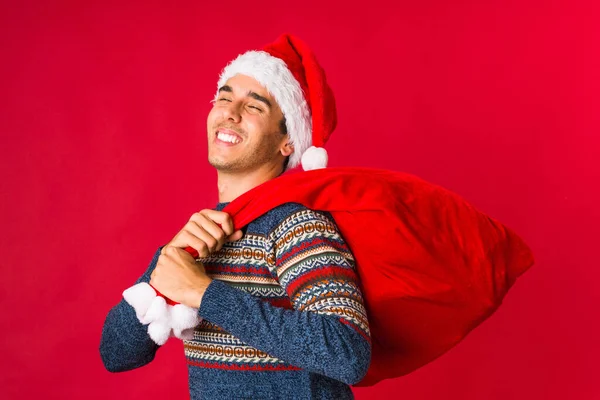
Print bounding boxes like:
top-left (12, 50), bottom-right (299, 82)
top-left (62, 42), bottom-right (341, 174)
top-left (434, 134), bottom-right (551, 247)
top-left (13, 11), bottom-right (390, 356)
top-left (226, 229), bottom-right (244, 242)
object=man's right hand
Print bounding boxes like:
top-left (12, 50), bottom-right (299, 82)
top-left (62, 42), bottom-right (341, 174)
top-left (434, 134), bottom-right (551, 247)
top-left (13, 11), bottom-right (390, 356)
top-left (161, 209), bottom-right (243, 257)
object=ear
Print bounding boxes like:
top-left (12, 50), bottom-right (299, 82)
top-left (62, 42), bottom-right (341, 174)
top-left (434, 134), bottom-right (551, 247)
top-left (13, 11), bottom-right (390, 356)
top-left (280, 141), bottom-right (294, 157)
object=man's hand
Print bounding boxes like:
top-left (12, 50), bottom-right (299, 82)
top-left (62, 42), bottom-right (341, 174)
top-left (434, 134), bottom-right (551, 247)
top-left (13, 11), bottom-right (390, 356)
top-left (151, 210), bottom-right (243, 308)
top-left (150, 246), bottom-right (210, 308)
top-left (161, 209), bottom-right (243, 257)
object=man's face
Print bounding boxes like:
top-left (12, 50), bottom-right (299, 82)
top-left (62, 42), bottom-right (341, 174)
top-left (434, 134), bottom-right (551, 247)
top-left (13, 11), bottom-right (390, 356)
top-left (206, 74), bottom-right (291, 173)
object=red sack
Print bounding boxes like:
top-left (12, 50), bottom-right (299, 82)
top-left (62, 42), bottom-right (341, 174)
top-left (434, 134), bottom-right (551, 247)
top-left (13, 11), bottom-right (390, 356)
top-left (216, 167), bottom-right (534, 386)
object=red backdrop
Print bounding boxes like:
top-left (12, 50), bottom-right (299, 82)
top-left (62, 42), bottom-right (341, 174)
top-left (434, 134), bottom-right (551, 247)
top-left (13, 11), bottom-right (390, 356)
top-left (1, 1), bottom-right (597, 399)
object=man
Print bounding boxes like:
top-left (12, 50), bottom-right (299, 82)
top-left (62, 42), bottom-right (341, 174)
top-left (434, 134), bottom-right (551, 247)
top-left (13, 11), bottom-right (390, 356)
top-left (100, 34), bottom-right (371, 399)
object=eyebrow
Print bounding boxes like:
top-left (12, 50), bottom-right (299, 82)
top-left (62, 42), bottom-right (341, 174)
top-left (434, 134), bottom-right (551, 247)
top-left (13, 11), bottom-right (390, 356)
top-left (247, 91), bottom-right (272, 109)
top-left (218, 85), bottom-right (272, 109)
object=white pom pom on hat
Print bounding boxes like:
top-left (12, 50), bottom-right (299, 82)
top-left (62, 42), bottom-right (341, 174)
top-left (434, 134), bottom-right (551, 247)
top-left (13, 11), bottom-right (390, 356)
top-left (215, 34), bottom-right (337, 172)
top-left (301, 146), bottom-right (328, 170)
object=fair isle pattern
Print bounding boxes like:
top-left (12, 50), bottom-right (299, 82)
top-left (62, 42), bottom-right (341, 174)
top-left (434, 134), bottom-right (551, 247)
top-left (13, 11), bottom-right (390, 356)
top-left (184, 231), bottom-right (297, 370)
top-left (270, 210), bottom-right (371, 341)
top-left (183, 205), bottom-right (370, 371)
top-left (199, 233), bottom-right (283, 297)
top-left (185, 320), bottom-right (298, 370)
top-left (277, 253), bottom-right (352, 289)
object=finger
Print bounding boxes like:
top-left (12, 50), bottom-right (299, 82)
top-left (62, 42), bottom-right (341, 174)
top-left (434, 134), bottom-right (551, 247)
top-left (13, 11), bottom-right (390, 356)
top-left (173, 246), bottom-right (197, 262)
top-left (190, 213), bottom-right (227, 249)
top-left (185, 220), bottom-right (222, 254)
top-left (178, 229), bottom-right (211, 258)
top-left (199, 209), bottom-right (235, 236)
top-left (194, 226), bottom-right (221, 254)
top-left (226, 229), bottom-right (244, 243)
top-left (168, 219), bottom-right (217, 255)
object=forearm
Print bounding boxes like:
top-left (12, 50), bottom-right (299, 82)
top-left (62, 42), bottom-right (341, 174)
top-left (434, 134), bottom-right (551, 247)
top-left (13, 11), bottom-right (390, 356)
top-left (198, 279), bottom-right (371, 385)
top-left (99, 246), bottom-right (165, 372)
top-left (99, 298), bottom-right (160, 372)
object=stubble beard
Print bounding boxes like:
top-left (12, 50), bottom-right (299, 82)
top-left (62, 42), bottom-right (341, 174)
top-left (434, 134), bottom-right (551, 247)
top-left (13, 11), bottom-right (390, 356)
top-left (208, 153), bottom-right (250, 173)
top-left (208, 145), bottom-right (276, 173)
top-left (207, 124), bottom-right (285, 173)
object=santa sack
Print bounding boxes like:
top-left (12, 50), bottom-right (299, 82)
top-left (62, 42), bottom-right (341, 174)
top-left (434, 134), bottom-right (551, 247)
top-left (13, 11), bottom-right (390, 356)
top-left (200, 167), bottom-right (534, 386)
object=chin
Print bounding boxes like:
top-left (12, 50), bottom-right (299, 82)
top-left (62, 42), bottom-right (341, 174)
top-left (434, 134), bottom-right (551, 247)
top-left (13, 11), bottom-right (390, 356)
top-left (208, 157), bottom-right (238, 172)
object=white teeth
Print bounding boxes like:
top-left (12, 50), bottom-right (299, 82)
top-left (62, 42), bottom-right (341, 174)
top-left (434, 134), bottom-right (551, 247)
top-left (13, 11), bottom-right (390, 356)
top-left (217, 132), bottom-right (241, 144)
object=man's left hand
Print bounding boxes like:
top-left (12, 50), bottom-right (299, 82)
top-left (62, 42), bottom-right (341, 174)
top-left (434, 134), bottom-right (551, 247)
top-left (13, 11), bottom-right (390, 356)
top-left (149, 246), bottom-right (212, 309)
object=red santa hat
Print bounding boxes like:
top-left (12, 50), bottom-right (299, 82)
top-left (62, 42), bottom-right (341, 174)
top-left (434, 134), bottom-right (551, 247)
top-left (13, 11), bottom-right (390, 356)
top-left (214, 34), bottom-right (337, 171)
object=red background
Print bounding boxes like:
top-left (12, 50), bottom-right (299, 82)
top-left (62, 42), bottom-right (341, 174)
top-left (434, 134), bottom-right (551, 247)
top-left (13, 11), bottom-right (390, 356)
top-left (1, 1), bottom-right (597, 399)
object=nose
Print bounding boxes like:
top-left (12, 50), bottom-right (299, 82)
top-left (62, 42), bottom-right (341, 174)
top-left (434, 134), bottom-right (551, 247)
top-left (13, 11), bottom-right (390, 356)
top-left (221, 100), bottom-right (242, 123)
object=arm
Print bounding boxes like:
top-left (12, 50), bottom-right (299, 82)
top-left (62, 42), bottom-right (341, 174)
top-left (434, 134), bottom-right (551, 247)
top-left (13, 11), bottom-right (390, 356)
top-left (99, 245), bottom-right (165, 372)
top-left (197, 211), bottom-right (371, 384)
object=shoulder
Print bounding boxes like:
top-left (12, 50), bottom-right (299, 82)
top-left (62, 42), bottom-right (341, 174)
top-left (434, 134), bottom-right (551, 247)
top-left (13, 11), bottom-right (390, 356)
top-left (267, 204), bottom-right (354, 263)
top-left (246, 202), bottom-right (334, 236)
top-left (265, 203), bottom-right (339, 239)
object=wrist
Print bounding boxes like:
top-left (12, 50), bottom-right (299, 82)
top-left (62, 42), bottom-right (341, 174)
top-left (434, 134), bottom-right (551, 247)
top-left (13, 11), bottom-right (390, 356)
top-left (189, 276), bottom-right (212, 309)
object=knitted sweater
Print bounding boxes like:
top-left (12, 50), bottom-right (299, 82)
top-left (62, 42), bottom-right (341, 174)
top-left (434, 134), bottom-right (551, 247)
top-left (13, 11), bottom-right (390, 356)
top-left (100, 202), bottom-right (371, 399)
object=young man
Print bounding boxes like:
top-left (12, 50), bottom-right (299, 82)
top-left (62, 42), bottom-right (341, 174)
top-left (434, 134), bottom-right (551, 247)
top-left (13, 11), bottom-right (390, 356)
top-left (100, 34), bottom-right (371, 399)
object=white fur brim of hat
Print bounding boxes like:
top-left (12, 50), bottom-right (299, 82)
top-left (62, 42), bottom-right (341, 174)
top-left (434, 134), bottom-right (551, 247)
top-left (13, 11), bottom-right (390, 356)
top-left (214, 51), bottom-right (314, 171)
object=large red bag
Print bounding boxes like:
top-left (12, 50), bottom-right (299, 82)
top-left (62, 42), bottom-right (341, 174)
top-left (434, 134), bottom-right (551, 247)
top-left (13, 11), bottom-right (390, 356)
top-left (208, 167), bottom-right (534, 386)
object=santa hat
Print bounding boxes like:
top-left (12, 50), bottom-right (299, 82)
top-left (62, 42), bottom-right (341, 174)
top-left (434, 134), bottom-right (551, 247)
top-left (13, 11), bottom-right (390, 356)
top-left (214, 34), bottom-right (337, 171)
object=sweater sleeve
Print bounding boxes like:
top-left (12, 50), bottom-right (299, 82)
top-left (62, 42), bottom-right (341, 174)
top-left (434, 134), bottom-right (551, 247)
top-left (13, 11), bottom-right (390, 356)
top-left (198, 210), bottom-right (371, 385)
top-left (99, 245), bottom-right (166, 372)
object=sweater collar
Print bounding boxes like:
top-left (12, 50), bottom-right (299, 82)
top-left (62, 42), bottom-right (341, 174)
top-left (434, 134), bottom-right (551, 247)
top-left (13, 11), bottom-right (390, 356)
top-left (215, 202), bottom-right (230, 211)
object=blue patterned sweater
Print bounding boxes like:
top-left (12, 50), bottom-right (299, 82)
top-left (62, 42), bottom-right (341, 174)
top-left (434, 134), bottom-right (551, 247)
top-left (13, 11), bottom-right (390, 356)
top-left (100, 202), bottom-right (371, 399)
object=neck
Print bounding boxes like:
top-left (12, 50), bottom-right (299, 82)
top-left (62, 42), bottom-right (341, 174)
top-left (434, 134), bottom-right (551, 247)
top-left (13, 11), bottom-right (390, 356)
top-left (216, 163), bottom-right (284, 203)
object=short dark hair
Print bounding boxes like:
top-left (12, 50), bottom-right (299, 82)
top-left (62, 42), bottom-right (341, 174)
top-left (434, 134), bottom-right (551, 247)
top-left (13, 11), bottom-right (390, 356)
top-left (280, 116), bottom-right (290, 172)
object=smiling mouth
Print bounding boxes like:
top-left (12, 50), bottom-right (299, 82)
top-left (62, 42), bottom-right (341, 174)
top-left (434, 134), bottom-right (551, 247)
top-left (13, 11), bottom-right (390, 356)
top-left (215, 128), bottom-right (242, 144)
